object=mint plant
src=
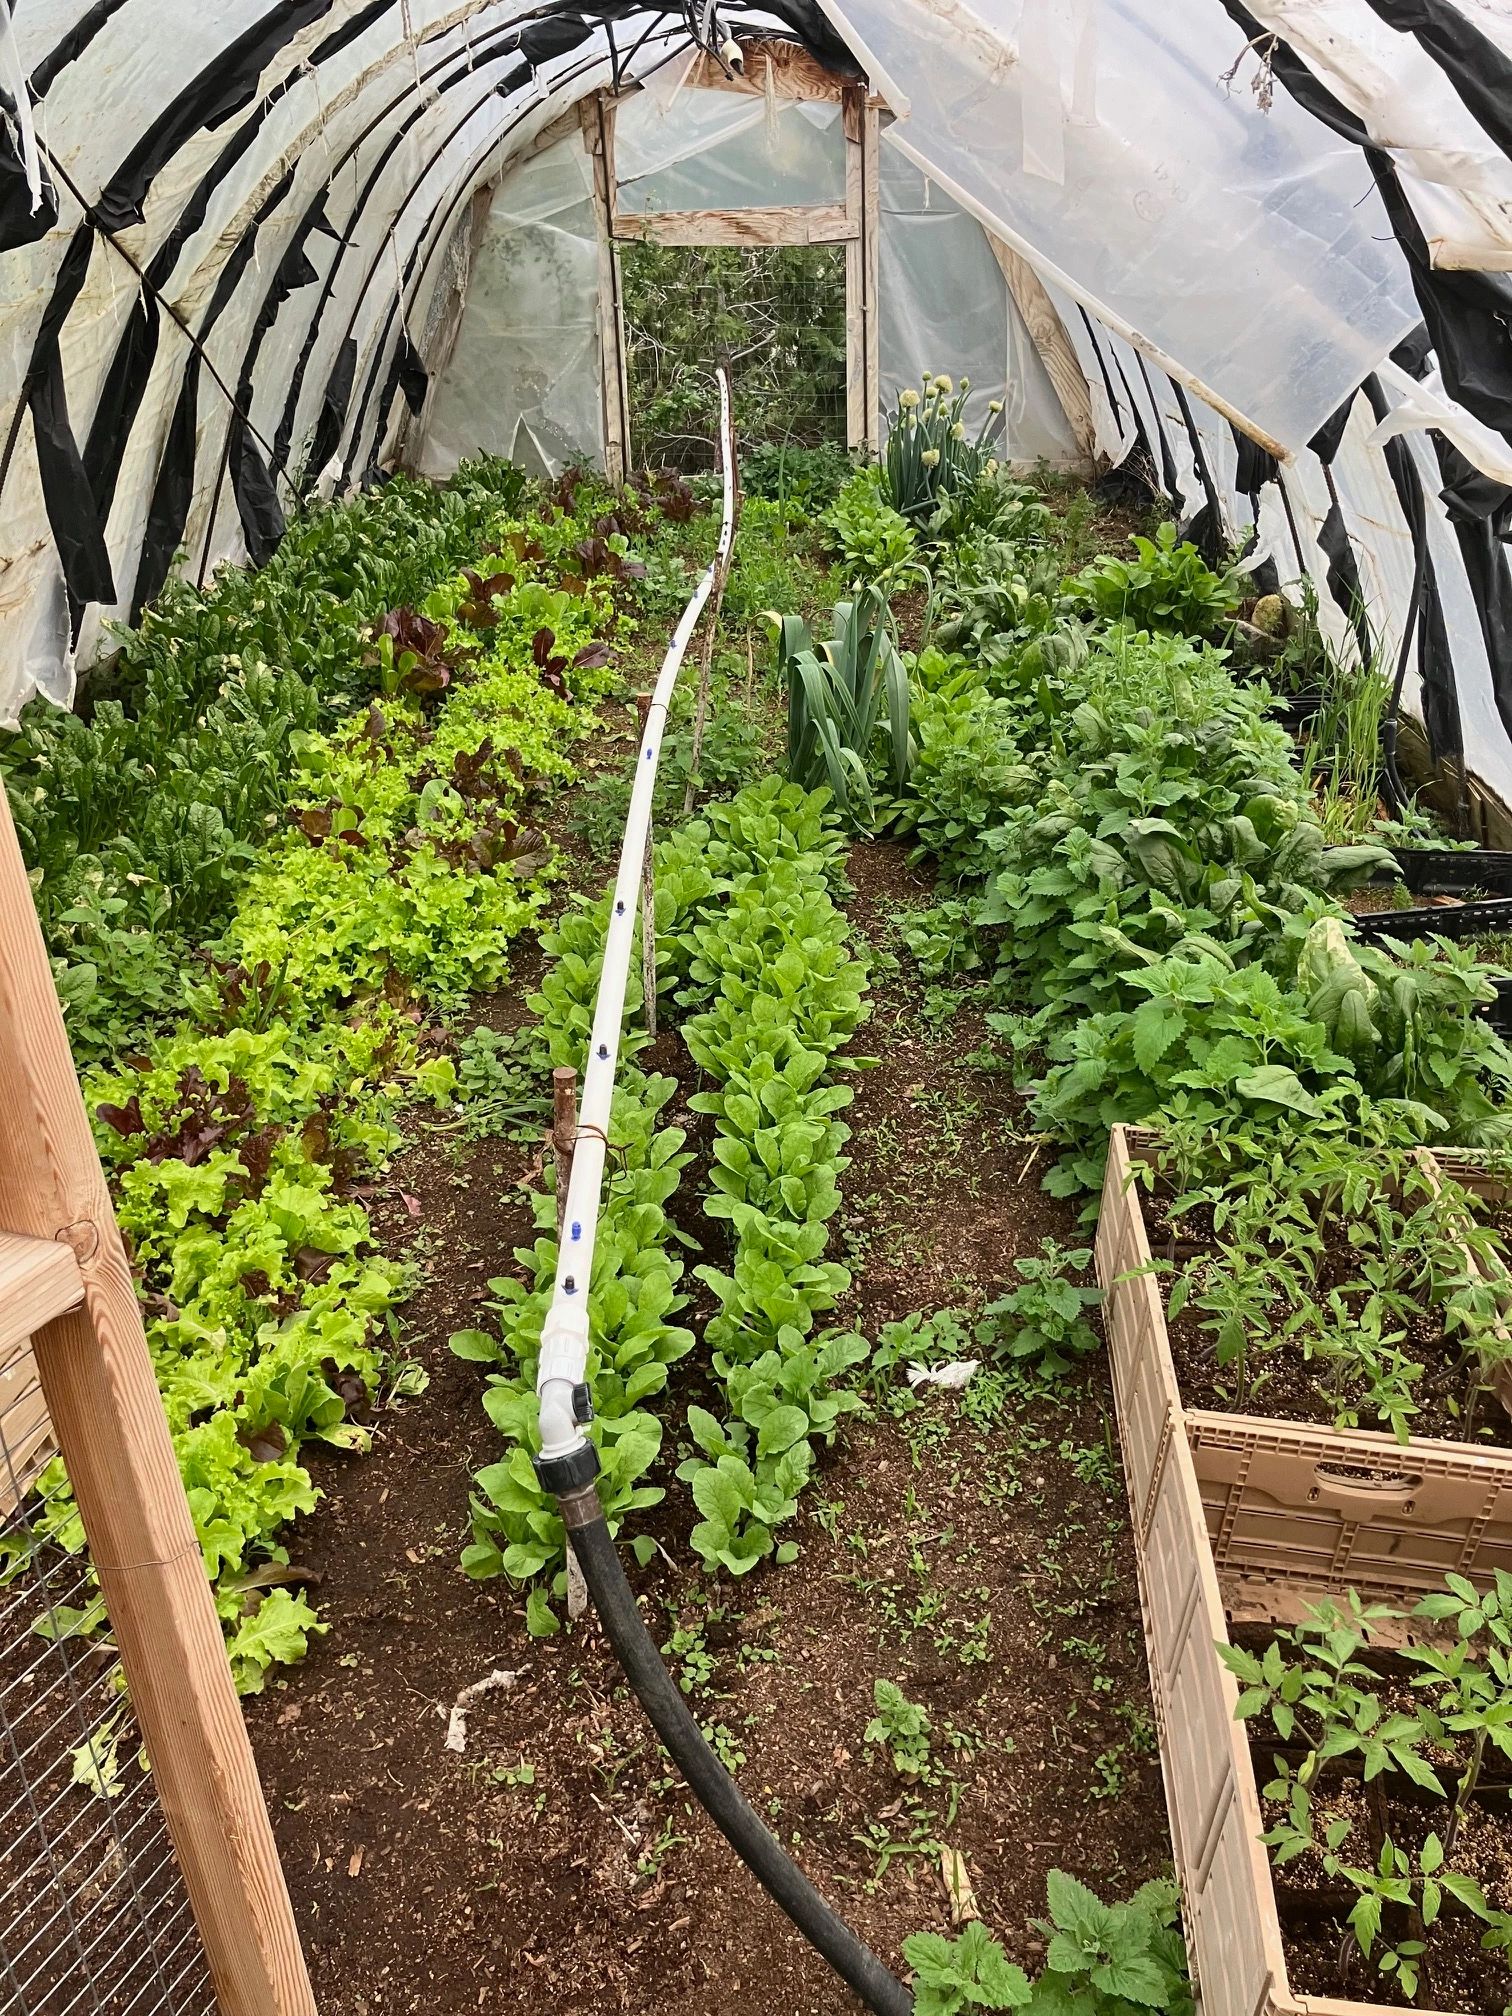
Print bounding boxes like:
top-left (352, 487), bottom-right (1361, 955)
top-left (979, 1240), bottom-right (1101, 1377)
top-left (1030, 1869), bottom-right (1191, 2015)
top-left (901, 1871), bottom-right (1190, 2016)
top-left (902, 1923), bottom-right (1030, 2015)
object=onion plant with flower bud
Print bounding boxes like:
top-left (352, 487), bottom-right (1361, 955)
top-left (882, 373), bottom-right (1003, 521)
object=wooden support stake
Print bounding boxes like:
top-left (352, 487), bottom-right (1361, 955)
top-left (0, 792), bottom-right (315, 2016)
top-left (551, 1066), bottom-right (578, 1201)
top-left (583, 92), bottom-right (630, 482)
top-left (843, 86), bottom-right (867, 452)
top-left (862, 96), bottom-right (882, 454)
top-left (634, 693), bottom-right (658, 1039)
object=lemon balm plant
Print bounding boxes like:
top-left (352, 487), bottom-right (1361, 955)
top-left (884, 373), bottom-right (1004, 522)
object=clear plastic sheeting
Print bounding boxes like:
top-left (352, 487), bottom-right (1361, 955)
top-left (615, 53), bottom-right (845, 210)
top-left (417, 132), bottom-right (604, 480)
top-left (878, 142), bottom-right (1080, 467)
top-left (1067, 296), bottom-right (1512, 811)
top-left (820, 0), bottom-right (1421, 448)
top-left (1239, 0), bottom-right (1512, 272)
top-left (0, 0), bottom-right (1507, 823)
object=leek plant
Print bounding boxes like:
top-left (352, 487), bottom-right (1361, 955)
top-left (777, 586), bottom-right (912, 829)
top-left (1302, 649), bottom-right (1392, 844)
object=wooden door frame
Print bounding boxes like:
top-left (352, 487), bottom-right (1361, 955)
top-left (584, 49), bottom-right (882, 458)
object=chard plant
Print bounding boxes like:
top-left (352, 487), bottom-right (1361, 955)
top-left (1071, 521), bottom-right (1245, 639)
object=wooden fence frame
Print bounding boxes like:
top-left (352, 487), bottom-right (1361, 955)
top-left (0, 786), bottom-right (314, 2016)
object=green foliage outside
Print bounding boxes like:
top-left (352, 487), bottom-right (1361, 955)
top-left (620, 242), bottom-right (847, 468)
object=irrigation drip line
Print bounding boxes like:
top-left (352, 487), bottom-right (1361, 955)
top-left (526, 368), bottom-right (913, 2015)
top-left (532, 366), bottom-right (737, 1469)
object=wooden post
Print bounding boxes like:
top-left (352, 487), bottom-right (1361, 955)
top-left (551, 1065), bottom-right (578, 1200)
top-left (634, 692), bottom-right (658, 1039)
top-left (862, 96), bottom-right (881, 455)
top-left (843, 85), bottom-right (867, 452)
top-left (583, 92), bottom-right (630, 482)
top-left (0, 790), bottom-right (315, 2016)
top-left (985, 232), bottom-right (1100, 469)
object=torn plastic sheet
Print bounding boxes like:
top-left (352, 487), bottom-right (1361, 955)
top-left (1370, 356), bottom-right (1512, 486)
top-left (416, 129), bottom-right (603, 480)
top-left (1240, 0), bottom-right (1512, 273)
top-left (0, 0), bottom-right (43, 219)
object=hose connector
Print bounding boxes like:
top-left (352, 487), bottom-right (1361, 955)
top-left (532, 1438), bottom-right (600, 1500)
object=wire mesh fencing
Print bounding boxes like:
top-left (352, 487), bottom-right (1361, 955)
top-left (619, 241), bottom-right (848, 470)
top-left (0, 1345), bottom-right (215, 2016)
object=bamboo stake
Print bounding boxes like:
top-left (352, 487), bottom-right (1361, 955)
top-left (0, 792), bottom-right (314, 2016)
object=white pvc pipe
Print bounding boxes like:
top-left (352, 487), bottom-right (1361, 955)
top-left (536, 367), bottom-right (737, 1463)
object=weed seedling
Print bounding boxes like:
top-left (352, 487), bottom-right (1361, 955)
top-left (864, 1678), bottom-right (934, 1779)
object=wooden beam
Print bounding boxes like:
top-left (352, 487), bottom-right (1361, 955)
top-left (844, 86), bottom-right (865, 450)
top-left (683, 36), bottom-right (853, 101)
top-left (0, 1226), bottom-right (81, 1361)
top-left (986, 232), bottom-right (1099, 466)
top-left (0, 1230), bottom-right (82, 1513)
top-left (0, 1335), bottom-right (53, 1514)
top-left (0, 789), bottom-right (316, 2016)
top-left (863, 95), bottom-right (881, 453)
top-left (612, 202), bottom-right (857, 247)
top-left (582, 93), bottom-right (630, 481)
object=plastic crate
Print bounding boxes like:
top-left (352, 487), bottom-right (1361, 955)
top-left (1391, 848), bottom-right (1512, 899)
top-left (1351, 892), bottom-right (1512, 944)
top-left (1096, 1126), bottom-right (1512, 1597)
top-left (1100, 1125), bottom-right (1510, 2016)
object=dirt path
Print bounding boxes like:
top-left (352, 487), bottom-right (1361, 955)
top-left (244, 836), bottom-right (1171, 2015)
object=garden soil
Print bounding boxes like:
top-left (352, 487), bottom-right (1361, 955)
top-left (244, 838), bottom-right (1172, 2014)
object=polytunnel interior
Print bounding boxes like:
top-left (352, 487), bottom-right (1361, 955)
top-left (0, 0), bottom-right (1506, 801)
top-left (6, 1), bottom-right (1512, 2012)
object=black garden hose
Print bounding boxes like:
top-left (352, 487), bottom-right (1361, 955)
top-left (556, 1478), bottom-right (914, 2016)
